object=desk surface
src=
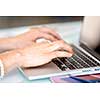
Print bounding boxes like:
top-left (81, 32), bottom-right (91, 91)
top-left (0, 21), bottom-right (82, 83)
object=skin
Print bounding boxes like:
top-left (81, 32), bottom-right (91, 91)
top-left (0, 27), bottom-right (62, 52)
top-left (0, 27), bottom-right (74, 75)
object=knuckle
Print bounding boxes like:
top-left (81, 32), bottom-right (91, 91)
top-left (58, 40), bottom-right (64, 46)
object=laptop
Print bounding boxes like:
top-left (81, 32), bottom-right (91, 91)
top-left (18, 23), bottom-right (100, 80)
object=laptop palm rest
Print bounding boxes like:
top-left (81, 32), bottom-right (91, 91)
top-left (20, 62), bottom-right (64, 79)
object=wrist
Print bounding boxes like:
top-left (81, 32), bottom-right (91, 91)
top-left (3, 37), bottom-right (23, 50)
top-left (16, 48), bottom-right (27, 68)
top-left (0, 38), bottom-right (14, 52)
top-left (14, 49), bottom-right (25, 67)
top-left (0, 49), bottom-right (23, 74)
top-left (8, 37), bottom-right (20, 49)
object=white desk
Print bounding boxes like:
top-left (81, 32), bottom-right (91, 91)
top-left (0, 21), bottom-right (82, 83)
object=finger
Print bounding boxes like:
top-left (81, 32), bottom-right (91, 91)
top-left (48, 51), bottom-right (73, 59)
top-left (47, 40), bottom-right (74, 53)
top-left (39, 27), bottom-right (62, 40)
top-left (36, 39), bottom-right (50, 43)
top-left (33, 41), bottom-right (51, 48)
top-left (34, 33), bottom-right (58, 42)
top-left (46, 42), bottom-right (61, 52)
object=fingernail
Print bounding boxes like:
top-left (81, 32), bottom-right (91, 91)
top-left (68, 53), bottom-right (73, 57)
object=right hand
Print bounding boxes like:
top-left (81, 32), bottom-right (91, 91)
top-left (11, 27), bottom-right (62, 49)
top-left (1, 27), bottom-right (62, 52)
top-left (19, 40), bottom-right (74, 68)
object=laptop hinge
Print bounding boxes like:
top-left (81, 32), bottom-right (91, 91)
top-left (80, 42), bottom-right (100, 61)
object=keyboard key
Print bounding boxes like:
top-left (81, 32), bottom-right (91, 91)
top-left (65, 57), bottom-right (83, 69)
top-left (52, 45), bottom-right (100, 71)
top-left (72, 54), bottom-right (90, 68)
top-left (52, 58), bottom-right (67, 71)
top-left (59, 57), bottom-right (76, 70)
top-left (73, 46), bottom-right (98, 67)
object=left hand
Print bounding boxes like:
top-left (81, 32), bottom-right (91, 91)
top-left (18, 40), bottom-right (73, 68)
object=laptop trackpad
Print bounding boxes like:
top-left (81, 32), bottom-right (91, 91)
top-left (21, 62), bottom-right (63, 77)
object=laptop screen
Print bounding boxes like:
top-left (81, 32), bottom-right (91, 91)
top-left (80, 16), bottom-right (100, 55)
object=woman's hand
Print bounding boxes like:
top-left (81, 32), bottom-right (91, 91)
top-left (19, 40), bottom-right (73, 68)
top-left (12, 27), bottom-right (62, 49)
top-left (0, 27), bottom-right (62, 52)
top-left (0, 40), bottom-right (73, 73)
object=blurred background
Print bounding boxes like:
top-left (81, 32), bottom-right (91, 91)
top-left (0, 16), bottom-right (83, 28)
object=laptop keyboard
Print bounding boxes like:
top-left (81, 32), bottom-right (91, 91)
top-left (52, 45), bottom-right (100, 71)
